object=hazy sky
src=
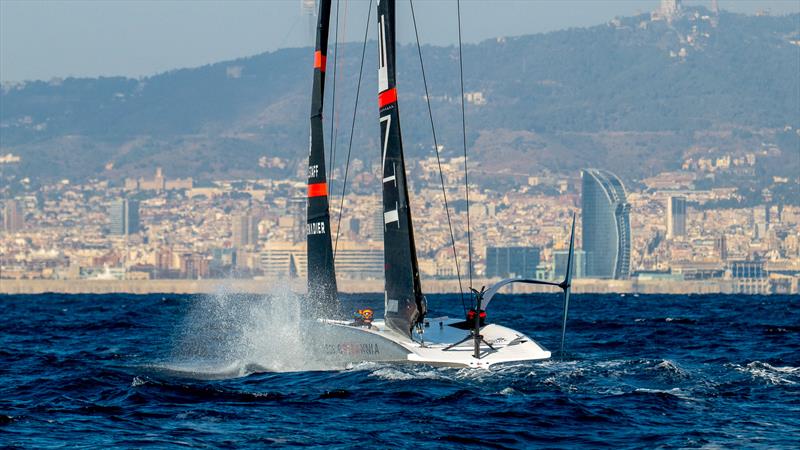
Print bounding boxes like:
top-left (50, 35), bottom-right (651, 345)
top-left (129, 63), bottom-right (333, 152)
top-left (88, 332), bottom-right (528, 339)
top-left (2, 0), bottom-right (798, 82)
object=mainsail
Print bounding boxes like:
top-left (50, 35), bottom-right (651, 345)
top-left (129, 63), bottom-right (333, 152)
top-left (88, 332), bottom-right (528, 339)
top-left (377, 0), bottom-right (427, 336)
top-left (307, 0), bottom-right (338, 312)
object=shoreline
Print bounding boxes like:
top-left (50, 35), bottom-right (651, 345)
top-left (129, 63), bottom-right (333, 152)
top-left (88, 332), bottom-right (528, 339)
top-left (0, 278), bottom-right (741, 295)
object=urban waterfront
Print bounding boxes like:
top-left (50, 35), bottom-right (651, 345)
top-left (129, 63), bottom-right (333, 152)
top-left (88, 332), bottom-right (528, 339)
top-left (2, 159), bottom-right (798, 294)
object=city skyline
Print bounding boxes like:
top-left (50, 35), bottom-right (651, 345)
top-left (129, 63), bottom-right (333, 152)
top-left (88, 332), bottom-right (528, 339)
top-left (2, 161), bottom-right (797, 294)
top-left (1, 3), bottom-right (797, 295)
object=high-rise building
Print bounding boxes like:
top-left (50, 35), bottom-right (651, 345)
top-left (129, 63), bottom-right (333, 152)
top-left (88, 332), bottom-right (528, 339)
top-left (156, 247), bottom-right (174, 271)
top-left (232, 214), bottom-right (259, 248)
top-left (288, 197), bottom-right (306, 243)
top-left (210, 248), bottom-right (237, 275)
top-left (108, 199), bottom-right (139, 236)
top-left (553, 249), bottom-right (587, 280)
top-left (485, 247), bottom-right (540, 278)
top-left (180, 253), bottom-right (210, 279)
top-left (666, 196), bottom-right (687, 239)
top-left (129, 200), bottom-right (140, 234)
top-left (368, 211), bottom-right (384, 241)
top-left (344, 217), bottom-right (361, 236)
top-left (232, 215), bottom-right (246, 248)
top-left (109, 200), bottom-right (124, 235)
top-left (581, 169), bottom-right (631, 279)
top-left (2, 199), bottom-right (24, 233)
top-left (716, 234), bottom-right (728, 261)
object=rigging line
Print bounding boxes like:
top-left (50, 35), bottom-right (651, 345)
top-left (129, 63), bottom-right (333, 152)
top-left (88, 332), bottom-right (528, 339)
top-left (457, 0), bottom-right (474, 298)
top-left (330, 0), bottom-right (350, 190)
top-left (409, 0), bottom-right (466, 314)
top-left (278, 12), bottom-right (302, 50)
top-left (333, 0), bottom-right (372, 260)
top-left (328, 0), bottom-right (340, 189)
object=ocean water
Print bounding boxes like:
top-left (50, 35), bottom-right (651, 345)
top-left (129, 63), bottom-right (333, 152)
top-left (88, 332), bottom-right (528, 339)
top-left (1, 292), bottom-right (798, 448)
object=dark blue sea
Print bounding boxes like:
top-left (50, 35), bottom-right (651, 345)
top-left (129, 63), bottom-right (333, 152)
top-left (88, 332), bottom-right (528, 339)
top-left (1, 293), bottom-right (798, 448)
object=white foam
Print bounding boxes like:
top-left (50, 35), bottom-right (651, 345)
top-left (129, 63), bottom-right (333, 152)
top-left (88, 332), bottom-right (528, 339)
top-left (734, 361), bottom-right (799, 385)
top-left (368, 366), bottom-right (445, 381)
top-left (652, 359), bottom-right (689, 378)
top-left (162, 282), bottom-right (352, 377)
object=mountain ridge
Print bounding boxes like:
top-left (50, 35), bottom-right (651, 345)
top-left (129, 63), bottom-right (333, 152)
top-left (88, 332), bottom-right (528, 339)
top-left (1, 7), bottom-right (798, 185)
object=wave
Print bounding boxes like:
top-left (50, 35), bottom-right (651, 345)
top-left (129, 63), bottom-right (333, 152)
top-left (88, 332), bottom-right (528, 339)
top-left (144, 359), bottom-right (266, 380)
top-left (368, 366), bottom-right (446, 381)
top-left (650, 359), bottom-right (691, 381)
top-left (760, 324), bottom-right (800, 334)
top-left (732, 361), bottom-right (799, 385)
top-left (663, 317), bottom-right (697, 324)
top-left (129, 375), bottom-right (286, 403)
top-left (0, 415), bottom-right (16, 426)
top-left (630, 387), bottom-right (696, 402)
top-left (5, 293), bottom-right (800, 448)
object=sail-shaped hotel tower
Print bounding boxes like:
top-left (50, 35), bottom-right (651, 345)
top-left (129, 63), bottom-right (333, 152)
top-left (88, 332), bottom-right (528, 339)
top-left (581, 169), bottom-right (631, 280)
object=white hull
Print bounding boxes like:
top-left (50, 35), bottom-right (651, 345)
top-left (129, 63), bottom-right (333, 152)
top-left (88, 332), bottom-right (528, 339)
top-left (317, 317), bottom-right (551, 369)
top-left (150, 317), bottom-right (552, 378)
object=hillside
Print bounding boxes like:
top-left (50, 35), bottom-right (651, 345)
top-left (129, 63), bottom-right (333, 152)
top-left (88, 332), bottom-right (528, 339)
top-left (1, 7), bottom-right (798, 185)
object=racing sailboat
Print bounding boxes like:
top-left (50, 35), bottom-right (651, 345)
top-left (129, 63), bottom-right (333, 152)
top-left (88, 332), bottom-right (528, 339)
top-left (153, 0), bottom-right (571, 379)
top-left (312, 0), bottom-right (575, 368)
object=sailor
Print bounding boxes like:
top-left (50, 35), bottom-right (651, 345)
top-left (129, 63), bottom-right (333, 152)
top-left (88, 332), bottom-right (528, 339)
top-left (466, 308), bottom-right (487, 327)
top-left (352, 308), bottom-right (376, 329)
top-left (360, 309), bottom-right (374, 326)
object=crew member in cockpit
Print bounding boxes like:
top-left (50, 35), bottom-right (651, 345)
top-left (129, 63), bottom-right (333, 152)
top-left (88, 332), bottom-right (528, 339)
top-left (352, 308), bottom-right (376, 329)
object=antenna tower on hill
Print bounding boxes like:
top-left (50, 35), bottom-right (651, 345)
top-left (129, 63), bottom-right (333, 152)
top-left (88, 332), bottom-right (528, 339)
top-left (301, 0), bottom-right (317, 46)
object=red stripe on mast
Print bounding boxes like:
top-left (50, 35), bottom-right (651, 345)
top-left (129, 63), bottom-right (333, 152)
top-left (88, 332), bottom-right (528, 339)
top-left (314, 51), bottom-right (327, 72)
top-left (308, 182), bottom-right (328, 198)
top-left (378, 88), bottom-right (397, 108)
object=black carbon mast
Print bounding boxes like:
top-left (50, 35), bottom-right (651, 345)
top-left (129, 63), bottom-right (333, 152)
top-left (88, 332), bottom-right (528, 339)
top-left (377, 0), bottom-right (426, 336)
top-left (307, 0), bottom-right (338, 313)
